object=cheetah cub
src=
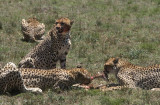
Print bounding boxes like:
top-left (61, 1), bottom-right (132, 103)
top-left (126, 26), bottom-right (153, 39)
top-left (21, 17), bottom-right (45, 42)
top-left (19, 18), bottom-right (74, 69)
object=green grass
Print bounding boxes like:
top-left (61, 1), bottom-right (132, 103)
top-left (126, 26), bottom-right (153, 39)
top-left (1, 0), bottom-right (160, 104)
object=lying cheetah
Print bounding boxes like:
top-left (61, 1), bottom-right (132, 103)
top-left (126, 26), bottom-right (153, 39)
top-left (19, 18), bottom-right (74, 69)
top-left (0, 62), bottom-right (42, 93)
top-left (0, 62), bottom-right (91, 94)
top-left (21, 17), bottom-right (45, 42)
top-left (101, 57), bottom-right (160, 91)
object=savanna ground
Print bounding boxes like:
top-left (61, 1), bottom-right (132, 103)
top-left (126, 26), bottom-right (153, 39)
top-left (0, 0), bottom-right (160, 104)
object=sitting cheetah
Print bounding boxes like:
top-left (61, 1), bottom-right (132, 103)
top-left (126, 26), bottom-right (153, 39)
top-left (21, 17), bottom-right (45, 42)
top-left (100, 57), bottom-right (160, 91)
top-left (0, 62), bottom-right (91, 94)
top-left (19, 18), bottom-right (74, 69)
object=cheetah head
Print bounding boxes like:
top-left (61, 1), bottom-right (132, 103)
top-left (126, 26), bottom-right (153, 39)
top-left (3, 62), bottom-right (17, 70)
top-left (70, 69), bottom-right (91, 85)
top-left (21, 17), bottom-right (40, 28)
top-left (103, 57), bottom-right (120, 80)
top-left (54, 18), bottom-right (74, 35)
top-left (27, 17), bottom-right (40, 26)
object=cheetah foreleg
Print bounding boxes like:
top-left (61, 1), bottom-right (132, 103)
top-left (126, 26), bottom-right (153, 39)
top-left (23, 86), bottom-right (42, 93)
top-left (59, 55), bottom-right (66, 69)
top-left (151, 88), bottom-right (160, 91)
top-left (99, 85), bottom-right (130, 91)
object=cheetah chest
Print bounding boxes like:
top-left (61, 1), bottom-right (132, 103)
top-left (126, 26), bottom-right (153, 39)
top-left (57, 38), bottom-right (71, 56)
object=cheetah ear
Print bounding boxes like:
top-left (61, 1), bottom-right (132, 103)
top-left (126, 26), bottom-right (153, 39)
top-left (113, 58), bottom-right (119, 64)
top-left (70, 20), bottom-right (74, 25)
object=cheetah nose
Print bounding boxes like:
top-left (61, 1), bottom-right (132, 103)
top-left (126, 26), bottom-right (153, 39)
top-left (56, 27), bottom-right (60, 30)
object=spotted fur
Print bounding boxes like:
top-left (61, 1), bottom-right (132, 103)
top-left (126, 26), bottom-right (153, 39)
top-left (0, 62), bottom-right (42, 93)
top-left (103, 57), bottom-right (160, 90)
top-left (19, 18), bottom-right (74, 69)
top-left (21, 17), bottom-right (45, 42)
top-left (0, 62), bottom-right (91, 93)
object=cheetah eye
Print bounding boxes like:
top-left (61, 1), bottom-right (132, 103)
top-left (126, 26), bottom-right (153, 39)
top-left (55, 22), bottom-right (58, 25)
top-left (61, 22), bottom-right (64, 25)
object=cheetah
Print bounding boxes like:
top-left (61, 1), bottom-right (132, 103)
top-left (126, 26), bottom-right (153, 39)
top-left (99, 57), bottom-right (160, 91)
top-left (21, 17), bottom-right (45, 42)
top-left (19, 18), bottom-right (74, 69)
top-left (0, 62), bottom-right (42, 93)
top-left (0, 62), bottom-right (91, 94)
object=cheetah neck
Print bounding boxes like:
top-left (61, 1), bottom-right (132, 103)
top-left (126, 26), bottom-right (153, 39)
top-left (68, 68), bottom-right (89, 83)
top-left (116, 59), bottom-right (141, 70)
top-left (114, 59), bottom-right (143, 84)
